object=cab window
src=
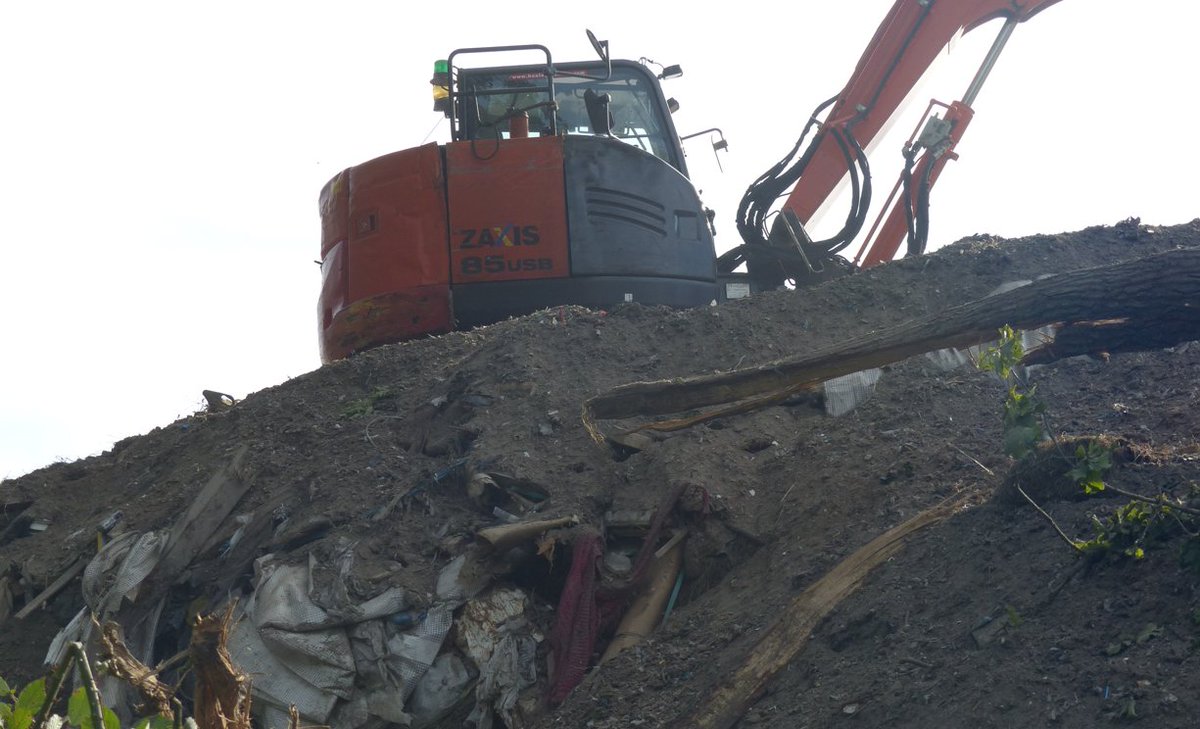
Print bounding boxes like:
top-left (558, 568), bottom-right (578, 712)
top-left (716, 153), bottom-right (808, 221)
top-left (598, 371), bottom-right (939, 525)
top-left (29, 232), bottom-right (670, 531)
top-left (460, 65), bottom-right (678, 168)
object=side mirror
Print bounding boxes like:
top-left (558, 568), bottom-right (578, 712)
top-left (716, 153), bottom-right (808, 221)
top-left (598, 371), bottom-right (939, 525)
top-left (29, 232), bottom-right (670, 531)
top-left (585, 29), bottom-right (613, 81)
top-left (586, 29), bottom-right (609, 62)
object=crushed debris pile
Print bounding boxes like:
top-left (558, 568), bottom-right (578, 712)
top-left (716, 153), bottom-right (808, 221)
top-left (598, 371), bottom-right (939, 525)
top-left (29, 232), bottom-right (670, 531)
top-left (4, 218), bottom-right (1200, 728)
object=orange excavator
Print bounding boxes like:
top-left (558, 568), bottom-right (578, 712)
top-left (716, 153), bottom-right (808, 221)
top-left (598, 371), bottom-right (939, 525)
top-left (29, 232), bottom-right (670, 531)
top-left (317, 0), bottom-right (1062, 363)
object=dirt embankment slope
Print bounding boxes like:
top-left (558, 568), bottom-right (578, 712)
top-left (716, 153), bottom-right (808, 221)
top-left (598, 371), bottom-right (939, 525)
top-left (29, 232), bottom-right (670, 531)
top-left (3, 218), bottom-right (1200, 728)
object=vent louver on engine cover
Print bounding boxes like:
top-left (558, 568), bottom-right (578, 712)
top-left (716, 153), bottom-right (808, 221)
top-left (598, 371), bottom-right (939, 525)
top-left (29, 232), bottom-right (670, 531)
top-left (584, 185), bottom-right (667, 237)
top-left (563, 136), bottom-right (715, 281)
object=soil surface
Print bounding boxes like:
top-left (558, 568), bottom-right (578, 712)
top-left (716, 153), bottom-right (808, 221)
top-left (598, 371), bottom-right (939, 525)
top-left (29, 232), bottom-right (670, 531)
top-left (3, 217), bottom-right (1200, 728)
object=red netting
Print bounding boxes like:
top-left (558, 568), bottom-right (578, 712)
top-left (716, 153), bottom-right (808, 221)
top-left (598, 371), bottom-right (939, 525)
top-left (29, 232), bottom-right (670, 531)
top-left (548, 531), bottom-right (604, 704)
top-left (548, 483), bottom-right (704, 704)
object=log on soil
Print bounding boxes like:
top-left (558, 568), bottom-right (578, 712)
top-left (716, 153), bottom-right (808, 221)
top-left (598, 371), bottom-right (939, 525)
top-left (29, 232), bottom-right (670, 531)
top-left (676, 495), bottom-right (969, 729)
top-left (585, 248), bottom-right (1200, 427)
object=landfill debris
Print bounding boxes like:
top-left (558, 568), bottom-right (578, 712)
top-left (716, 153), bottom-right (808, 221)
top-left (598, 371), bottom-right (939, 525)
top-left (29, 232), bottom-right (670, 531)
top-left (226, 542), bottom-right (444, 729)
top-left (456, 588), bottom-right (542, 728)
top-left (97, 620), bottom-right (175, 718)
top-left (202, 390), bottom-right (237, 412)
top-left (601, 536), bottom-right (685, 664)
top-left (408, 652), bottom-right (476, 725)
top-left (477, 515), bottom-right (579, 553)
top-left (823, 368), bottom-right (883, 417)
top-left (191, 604), bottom-right (253, 729)
top-left (7, 221), bottom-right (1198, 729)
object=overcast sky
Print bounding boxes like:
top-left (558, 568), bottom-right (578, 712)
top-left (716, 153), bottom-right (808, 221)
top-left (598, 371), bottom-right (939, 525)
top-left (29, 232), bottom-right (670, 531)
top-left (3, 1), bottom-right (1197, 480)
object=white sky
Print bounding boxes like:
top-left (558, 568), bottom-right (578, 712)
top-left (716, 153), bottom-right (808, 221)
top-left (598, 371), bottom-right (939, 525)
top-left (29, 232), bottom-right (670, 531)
top-left (2, 1), bottom-right (1197, 480)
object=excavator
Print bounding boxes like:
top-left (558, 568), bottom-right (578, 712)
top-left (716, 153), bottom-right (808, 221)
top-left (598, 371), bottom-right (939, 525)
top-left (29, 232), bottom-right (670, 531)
top-left (317, 0), bottom-right (1063, 363)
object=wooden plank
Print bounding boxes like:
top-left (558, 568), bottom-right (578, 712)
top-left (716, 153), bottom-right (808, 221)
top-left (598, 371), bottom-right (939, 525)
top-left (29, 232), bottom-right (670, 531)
top-left (14, 556), bottom-right (86, 620)
top-left (158, 446), bottom-right (249, 580)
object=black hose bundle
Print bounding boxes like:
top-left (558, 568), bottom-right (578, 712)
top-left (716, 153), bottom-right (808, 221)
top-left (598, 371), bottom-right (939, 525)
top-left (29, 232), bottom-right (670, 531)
top-left (720, 96), bottom-right (872, 276)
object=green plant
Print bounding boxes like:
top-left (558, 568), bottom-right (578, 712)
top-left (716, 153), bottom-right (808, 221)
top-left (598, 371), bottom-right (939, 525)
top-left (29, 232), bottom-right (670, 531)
top-left (976, 324), bottom-right (1024, 381)
top-left (977, 326), bottom-right (1200, 564)
top-left (0, 642), bottom-right (181, 729)
top-left (0, 676), bottom-right (46, 729)
top-left (1001, 385), bottom-right (1046, 459)
top-left (1068, 441), bottom-right (1113, 495)
top-left (342, 385), bottom-right (397, 418)
top-left (1074, 501), bottom-right (1162, 559)
top-left (978, 326), bottom-right (1046, 458)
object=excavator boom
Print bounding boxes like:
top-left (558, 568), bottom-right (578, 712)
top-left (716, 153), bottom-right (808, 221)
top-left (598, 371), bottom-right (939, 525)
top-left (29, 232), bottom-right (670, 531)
top-left (730, 0), bottom-right (1063, 285)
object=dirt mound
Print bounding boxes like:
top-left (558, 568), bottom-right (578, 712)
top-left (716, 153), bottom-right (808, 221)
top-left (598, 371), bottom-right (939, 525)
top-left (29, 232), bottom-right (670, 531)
top-left (3, 218), bottom-right (1200, 728)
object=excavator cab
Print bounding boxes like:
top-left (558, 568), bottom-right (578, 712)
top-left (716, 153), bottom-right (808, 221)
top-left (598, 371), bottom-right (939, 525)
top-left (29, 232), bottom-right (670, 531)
top-left (454, 62), bottom-right (685, 171)
top-left (317, 36), bottom-right (721, 363)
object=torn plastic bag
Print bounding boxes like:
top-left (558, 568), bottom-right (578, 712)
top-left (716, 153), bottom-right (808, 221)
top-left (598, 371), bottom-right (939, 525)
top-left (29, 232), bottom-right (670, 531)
top-left (385, 604), bottom-right (454, 698)
top-left (456, 587), bottom-right (530, 664)
top-left (228, 549), bottom-right (453, 729)
top-left (409, 652), bottom-right (476, 725)
top-left (252, 560), bottom-right (358, 697)
top-left (455, 588), bottom-right (540, 729)
top-left (436, 552), bottom-right (491, 604)
top-left (469, 618), bottom-right (539, 729)
top-left (83, 530), bottom-right (170, 615)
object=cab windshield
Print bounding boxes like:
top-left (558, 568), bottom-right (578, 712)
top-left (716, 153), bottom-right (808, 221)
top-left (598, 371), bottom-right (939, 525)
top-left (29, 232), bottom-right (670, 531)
top-left (458, 64), bottom-right (679, 168)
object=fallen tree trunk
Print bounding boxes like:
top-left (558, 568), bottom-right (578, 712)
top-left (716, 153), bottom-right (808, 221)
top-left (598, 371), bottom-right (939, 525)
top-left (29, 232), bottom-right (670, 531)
top-left (676, 494), bottom-right (970, 729)
top-left (584, 248), bottom-right (1200, 433)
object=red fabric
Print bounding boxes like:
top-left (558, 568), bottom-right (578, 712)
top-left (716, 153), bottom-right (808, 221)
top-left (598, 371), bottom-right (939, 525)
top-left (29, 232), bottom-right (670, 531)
top-left (549, 533), bottom-right (604, 704)
top-left (548, 484), bottom-right (708, 704)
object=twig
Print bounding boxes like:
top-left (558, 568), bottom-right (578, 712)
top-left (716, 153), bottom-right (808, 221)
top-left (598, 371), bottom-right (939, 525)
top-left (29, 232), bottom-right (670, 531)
top-left (775, 484), bottom-right (798, 527)
top-left (1017, 486), bottom-right (1082, 552)
top-left (153, 648), bottom-right (191, 675)
top-left (900, 656), bottom-right (934, 670)
top-left (1168, 510), bottom-right (1199, 537)
top-left (69, 642), bottom-right (106, 729)
top-left (1103, 484), bottom-right (1200, 517)
top-left (1034, 559), bottom-right (1088, 610)
top-left (950, 444), bottom-right (995, 476)
top-left (34, 648), bottom-right (77, 728)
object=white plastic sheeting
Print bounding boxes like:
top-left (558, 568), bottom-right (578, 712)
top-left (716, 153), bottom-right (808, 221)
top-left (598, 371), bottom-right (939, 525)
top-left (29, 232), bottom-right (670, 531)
top-left (227, 545), bottom-right (454, 729)
top-left (456, 587), bottom-right (541, 729)
top-left (46, 529), bottom-right (171, 666)
top-left (823, 369), bottom-right (884, 417)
